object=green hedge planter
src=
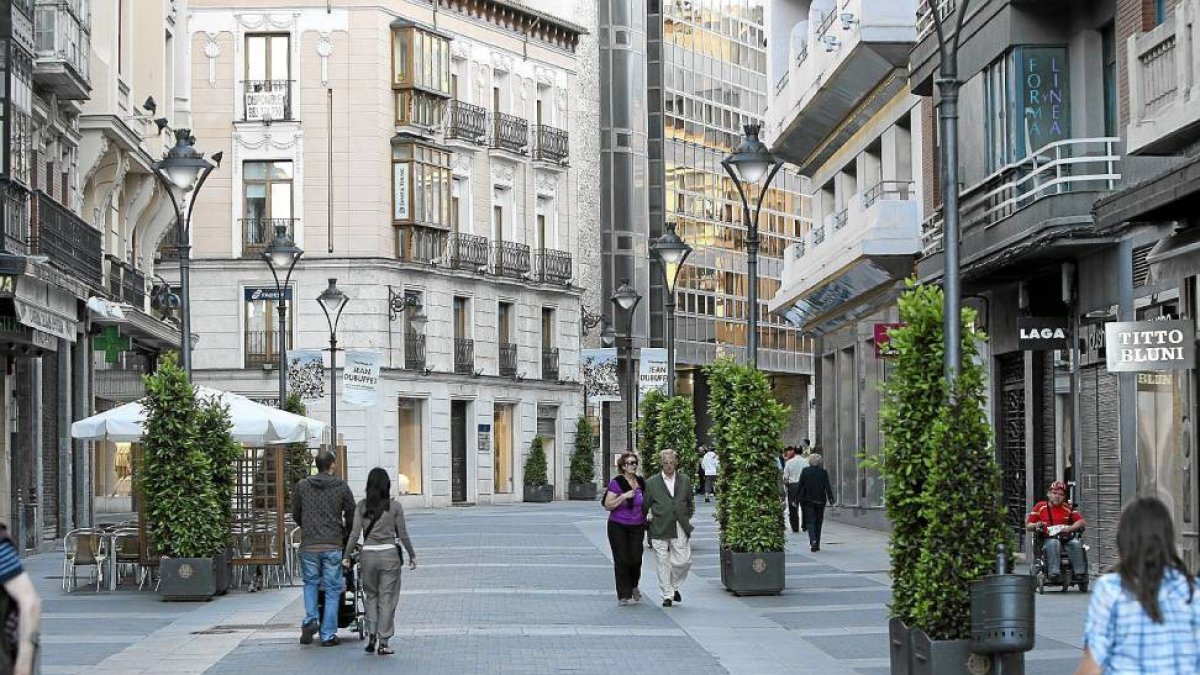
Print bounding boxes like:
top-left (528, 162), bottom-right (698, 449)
top-left (523, 485), bottom-right (553, 502)
top-left (720, 549), bottom-right (785, 596)
top-left (159, 557), bottom-right (217, 602)
top-left (567, 482), bottom-right (597, 501)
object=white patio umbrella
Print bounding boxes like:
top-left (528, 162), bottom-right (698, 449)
top-left (71, 385), bottom-right (326, 445)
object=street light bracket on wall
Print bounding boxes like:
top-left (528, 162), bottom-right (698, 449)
top-left (388, 286), bottom-right (424, 323)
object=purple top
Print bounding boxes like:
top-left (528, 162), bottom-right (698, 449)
top-left (607, 478), bottom-right (646, 526)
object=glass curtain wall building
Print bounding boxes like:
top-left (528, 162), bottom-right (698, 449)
top-left (601, 0), bottom-right (813, 446)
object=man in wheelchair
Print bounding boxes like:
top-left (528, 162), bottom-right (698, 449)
top-left (1025, 480), bottom-right (1087, 585)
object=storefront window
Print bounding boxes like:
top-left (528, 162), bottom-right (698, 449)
top-left (398, 398), bottom-right (424, 494)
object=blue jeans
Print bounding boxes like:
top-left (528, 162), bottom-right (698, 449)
top-left (301, 550), bottom-right (344, 641)
top-left (1043, 537), bottom-right (1087, 580)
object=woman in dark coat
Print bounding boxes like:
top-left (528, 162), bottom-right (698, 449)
top-left (795, 453), bottom-right (835, 552)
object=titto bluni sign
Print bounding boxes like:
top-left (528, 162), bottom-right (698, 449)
top-left (1104, 320), bottom-right (1195, 372)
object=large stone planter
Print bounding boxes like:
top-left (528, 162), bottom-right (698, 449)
top-left (159, 557), bottom-right (216, 602)
top-left (720, 549), bottom-right (784, 596)
top-left (567, 482), bottom-right (597, 501)
top-left (523, 484), bottom-right (554, 503)
top-left (890, 618), bottom-right (912, 675)
top-left (910, 628), bottom-right (991, 675)
top-left (213, 549), bottom-right (233, 596)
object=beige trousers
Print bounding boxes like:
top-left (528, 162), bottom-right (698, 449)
top-left (360, 548), bottom-right (402, 638)
top-left (650, 523), bottom-right (692, 600)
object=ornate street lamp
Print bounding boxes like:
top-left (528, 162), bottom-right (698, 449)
top-left (262, 224), bottom-right (303, 407)
top-left (611, 278), bottom-right (642, 453)
top-left (651, 221), bottom-right (692, 397)
top-left (317, 279), bottom-right (349, 448)
top-left (722, 124), bottom-right (783, 369)
top-left (151, 128), bottom-right (221, 378)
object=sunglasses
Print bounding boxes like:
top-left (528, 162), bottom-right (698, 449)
top-left (623, 460), bottom-right (639, 466)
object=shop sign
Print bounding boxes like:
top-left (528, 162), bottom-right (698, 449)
top-left (1014, 46), bottom-right (1071, 155)
top-left (1018, 317), bottom-right (1069, 351)
top-left (244, 287), bottom-right (292, 302)
top-left (0, 275), bottom-right (15, 297)
top-left (394, 163), bottom-right (411, 221)
top-left (1104, 320), bottom-right (1195, 372)
top-left (14, 299), bottom-right (76, 342)
top-left (873, 323), bottom-right (904, 358)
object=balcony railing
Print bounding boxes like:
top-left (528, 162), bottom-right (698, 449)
top-left (916, 0), bottom-right (955, 42)
top-left (397, 225), bottom-right (446, 264)
top-left (32, 191), bottom-right (102, 288)
top-left (34, 0), bottom-right (91, 90)
top-left (107, 256), bottom-right (147, 310)
top-left (541, 348), bottom-right (559, 381)
top-left (243, 80), bottom-right (293, 122)
top-left (94, 365), bottom-right (147, 402)
top-left (832, 209), bottom-right (849, 232)
top-left (534, 248), bottom-right (571, 284)
top-left (446, 232), bottom-right (489, 270)
top-left (454, 337), bottom-right (474, 375)
top-left (245, 330), bottom-right (286, 368)
top-left (532, 125), bottom-right (569, 163)
top-left (499, 342), bottom-right (517, 377)
top-left (404, 331), bottom-right (426, 371)
top-left (921, 137), bottom-right (1120, 256)
top-left (491, 241), bottom-right (531, 278)
top-left (446, 100), bottom-right (488, 143)
top-left (863, 180), bottom-right (915, 208)
top-left (812, 223), bottom-right (826, 246)
top-left (492, 112), bottom-right (528, 153)
top-left (156, 226), bottom-right (181, 261)
top-left (1139, 35), bottom-right (1177, 118)
top-left (242, 218), bottom-right (295, 259)
top-left (816, 8), bottom-right (837, 39)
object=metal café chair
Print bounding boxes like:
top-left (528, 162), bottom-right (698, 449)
top-left (63, 529), bottom-right (109, 592)
top-left (109, 529), bottom-right (141, 590)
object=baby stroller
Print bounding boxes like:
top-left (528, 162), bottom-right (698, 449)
top-left (316, 554), bottom-right (366, 639)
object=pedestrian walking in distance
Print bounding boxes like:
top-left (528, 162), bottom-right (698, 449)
top-left (604, 452), bottom-right (647, 606)
top-left (344, 468), bottom-right (417, 656)
top-left (700, 446), bottom-right (719, 502)
top-left (293, 450), bottom-right (355, 647)
top-left (795, 453), bottom-right (835, 552)
top-left (0, 523), bottom-right (42, 675)
top-left (1075, 496), bottom-right (1198, 675)
top-left (643, 449), bottom-right (695, 607)
top-left (783, 446), bottom-right (807, 533)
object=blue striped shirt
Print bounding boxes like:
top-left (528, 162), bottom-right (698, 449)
top-left (0, 540), bottom-right (22, 584)
top-left (1083, 570), bottom-right (1200, 674)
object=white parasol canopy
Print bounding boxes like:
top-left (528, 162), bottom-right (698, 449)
top-left (71, 386), bottom-right (326, 445)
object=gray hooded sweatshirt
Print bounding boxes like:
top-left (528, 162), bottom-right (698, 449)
top-left (292, 472), bottom-right (356, 552)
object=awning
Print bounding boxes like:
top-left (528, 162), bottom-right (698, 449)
top-left (12, 276), bottom-right (78, 342)
top-left (1093, 154), bottom-right (1200, 231)
top-left (771, 255), bottom-right (912, 334)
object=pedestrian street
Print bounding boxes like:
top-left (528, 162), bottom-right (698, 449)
top-left (34, 502), bottom-right (1089, 674)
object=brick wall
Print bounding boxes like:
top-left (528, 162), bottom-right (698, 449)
top-left (920, 97), bottom-right (941, 212)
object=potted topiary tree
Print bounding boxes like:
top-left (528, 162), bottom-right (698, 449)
top-left (196, 394), bottom-right (239, 596)
top-left (568, 416), bottom-right (597, 500)
top-left (877, 282), bottom-right (1010, 674)
top-left (637, 389), bottom-right (667, 476)
top-left (655, 395), bottom-right (697, 485)
top-left (138, 354), bottom-right (227, 601)
top-left (283, 392), bottom-right (313, 509)
top-left (704, 358), bottom-right (788, 596)
top-left (522, 435), bottom-right (553, 502)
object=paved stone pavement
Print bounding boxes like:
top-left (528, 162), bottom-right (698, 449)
top-left (29, 501), bottom-right (1090, 674)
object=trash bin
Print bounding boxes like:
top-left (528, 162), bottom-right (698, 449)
top-left (970, 545), bottom-right (1036, 655)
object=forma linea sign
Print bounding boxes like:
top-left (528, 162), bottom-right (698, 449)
top-left (1104, 320), bottom-right (1195, 372)
top-left (1017, 317), bottom-right (1069, 351)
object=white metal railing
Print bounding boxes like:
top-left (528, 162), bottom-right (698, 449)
top-left (1140, 34), bottom-right (1178, 117)
top-left (916, 0), bottom-right (955, 41)
top-left (921, 209), bottom-right (944, 256)
top-left (921, 137), bottom-right (1121, 257)
top-left (774, 71), bottom-right (790, 96)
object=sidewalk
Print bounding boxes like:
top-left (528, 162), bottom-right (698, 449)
top-left (30, 501), bottom-right (1089, 674)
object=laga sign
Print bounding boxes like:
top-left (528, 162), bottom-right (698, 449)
top-left (1017, 317), bottom-right (1069, 351)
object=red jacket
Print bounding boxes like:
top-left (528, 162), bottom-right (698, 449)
top-left (1027, 501), bottom-right (1085, 529)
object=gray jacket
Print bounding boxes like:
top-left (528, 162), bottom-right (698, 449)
top-left (344, 499), bottom-right (416, 561)
top-left (292, 472), bottom-right (355, 550)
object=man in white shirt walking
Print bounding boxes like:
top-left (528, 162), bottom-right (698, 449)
top-left (783, 446), bottom-right (809, 533)
top-left (700, 446), bottom-right (719, 503)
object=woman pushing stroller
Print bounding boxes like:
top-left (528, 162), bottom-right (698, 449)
top-left (344, 467), bottom-right (417, 656)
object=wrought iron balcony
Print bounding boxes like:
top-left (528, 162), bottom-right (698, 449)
top-left (534, 248), bottom-right (571, 284)
top-left (404, 331), bottom-right (426, 371)
top-left (454, 337), bottom-right (474, 375)
top-left (532, 125), bottom-right (569, 163)
top-left (32, 191), bottom-right (102, 289)
top-left (106, 256), bottom-right (147, 310)
top-left (491, 112), bottom-right (528, 153)
top-left (397, 225), bottom-right (446, 264)
top-left (446, 100), bottom-right (488, 143)
top-left (33, 0), bottom-right (91, 100)
top-left (242, 218), bottom-right (296, 259)
top-left (491, 241), bottom-right (531, 279)
top-left (541, 348), bottom-right (559, 381)
top-left (0, 184), bottom-right (29, 256)
top-left (155, 226), bottom-right (181, 261)
top-left (244, 330), bottom-right (286, 369)
top-left (447, 232), bottom-right (488, 270)
top-left (243, 80), bottom-right (293, 122)
top-left (499, 342), bottom-right (517, 377)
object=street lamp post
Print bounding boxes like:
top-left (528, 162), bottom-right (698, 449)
top-left (262, 224), bottom-right (303, 407)
top-left (650, 221), bottom-right (692, 397)
top-left (317, 278), bottom-right (349, 450)
top-left (722, 124), bottom-right (783, 369)
top-left (598, 317), bottom-right (617, 482)
top-left (150, 129), bottom-right (222, 378)
top-left (611, 279), bottom-right (642, 453)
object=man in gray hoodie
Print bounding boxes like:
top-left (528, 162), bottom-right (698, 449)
top-left (293, 451), bottom-right (355, 646)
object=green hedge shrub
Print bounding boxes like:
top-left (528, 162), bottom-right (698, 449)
top-left (637, 389), bottom-right (667, 476)
top-left (196, 394), bottom-right (238, 545)
top-left (704, 358), bottom-right (787, 553)
top-left (282, 393), bottom-right (313, 509)
top-left (569, 416), bottom-right (595, 484)
top-left (656, 395), bottom-right (697, 481)
top-left (524, 436), bottom-right (549, 487)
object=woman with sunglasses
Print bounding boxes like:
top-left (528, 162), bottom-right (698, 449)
top-left (604, 452), bottom-right (648, 605)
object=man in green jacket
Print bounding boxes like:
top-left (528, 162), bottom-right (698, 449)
top-left (642, 448), bottom-right (695, 607)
